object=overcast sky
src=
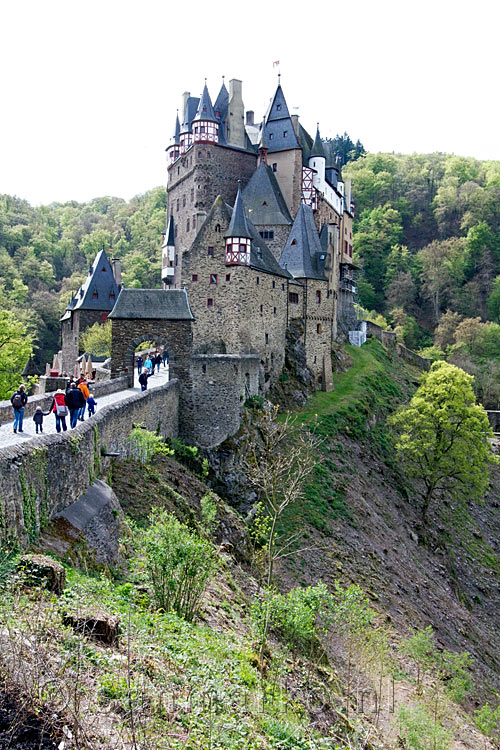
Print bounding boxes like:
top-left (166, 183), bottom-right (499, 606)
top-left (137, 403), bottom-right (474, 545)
top-left (1, 0), bottom-right (499, 206)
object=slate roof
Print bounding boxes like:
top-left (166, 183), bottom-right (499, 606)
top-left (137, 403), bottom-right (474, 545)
top-left (181, 97), bottom-right (200, 132)
top-left (262, 84), bottom-right (300, 152)
top-left (214, 81), bottom-right (228, 121)
top-left (296, 122), bottom-right (313, 165)
top-left (224, 183), bottom-right (252, 239)
top-left (192, 83), bottom-right (217, 123)
top-left (310, 126), bottom-right (326, 159)
top-left (162, 215), bottom-right (175, 248)
top-left (62, 249), bottom-right (119, 318)
top-left (242, 162), bottom-right (292, 226)
top-left (173, 113), bottom-right (180, 144)
top-left (108, 288), bottom-right (194, 320)
top-left (279, 203), bottom-right (327, 281)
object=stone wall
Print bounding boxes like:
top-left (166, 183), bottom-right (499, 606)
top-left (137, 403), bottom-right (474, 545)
top-left (487, 411), bottom-right (500, 432)
top-left (182, 199), bottom-right (289, 383)
top-left (167, 143), bottom-right (257, 285)
top-left (396, 344), bottom-right (431, 371)
top-left (253, 224), bottom-right (291, 263)
top-left (363, 321), bottom-right (430, 370)
top-left (188, 354), bottom-right (259, 448)
top-left (269, 149), bottom-right (303, 217)
top-left (303, 279), bottom-right (334, 388)
top-left (61, 309), bottom-right (109, 374)
top-left (0, 380), bottom-right (179, 543)
top-left (0, 376), bottom-right (129, 427)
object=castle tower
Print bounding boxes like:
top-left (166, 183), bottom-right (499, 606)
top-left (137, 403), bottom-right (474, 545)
top-left (192, 82), bottom-right (219, 143)
top-left (226, 79), bottom-right (245, 149)
top-left (309, 125), bottom-right (326, 192)
top-left (225, 183), bottom-right (252, 266)
top-left (166, 112), bottom-right (181, 163)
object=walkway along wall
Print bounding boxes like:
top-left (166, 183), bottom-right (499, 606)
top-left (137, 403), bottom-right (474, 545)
top-left (0, 380), bottom-right (179, 544)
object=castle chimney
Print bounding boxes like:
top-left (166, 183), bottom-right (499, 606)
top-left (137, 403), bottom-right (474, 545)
top-left (111, 258), bottom-right (122, 290)
top-left (246, 110), bottom-right (254, 125)
top-left (181, 91), bottom-right (190, 122)
top-left (227, 79), bottom-right (245, 149)
top-left (291, 114), bottom-right (300, 136)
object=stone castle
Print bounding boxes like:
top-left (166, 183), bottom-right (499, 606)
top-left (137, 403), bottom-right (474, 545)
top-left (60, 77), bottom-right (359, 445)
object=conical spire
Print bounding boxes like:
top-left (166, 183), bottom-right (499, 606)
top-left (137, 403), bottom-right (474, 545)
top-left (224, 182), bottom-right (252, 239)
top-left (310, 125), bottom-right (325, 158)
top-left (193, 81), bottom-right (217, 123)
top-left (173, 112), bottom-right (180, 144)
top-left (166, 215), bottom-right (175, 246)
top-left (214, 77), bottom-right (229, 119)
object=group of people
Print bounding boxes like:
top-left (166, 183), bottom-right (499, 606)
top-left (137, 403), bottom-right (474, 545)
top-left (136, 349), bottom-right (169, 392)
top-left (10, 377), bottom-right (98, 435)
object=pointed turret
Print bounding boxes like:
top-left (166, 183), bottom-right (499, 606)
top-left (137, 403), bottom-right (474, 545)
top-left (166, 112), bottom-right (181, 163)
top-left (162, 215), bottom-right (176, 285)
top-left (192, 81), bottom-right (219, 144)
top-left (214, 78), bottom-right (229, 121)
top-left (262, 82), bottom-right (300, 152)
top-left (279, 203), bottom-right (326, 280)
top-left (258, 126), bottom-right (268, 165)
top-left (178, 93), bottom-right (199, 153)
top-left (308, 125), bottom-right (326, 191)
top-left (225, 182), bottom-right (252, 266)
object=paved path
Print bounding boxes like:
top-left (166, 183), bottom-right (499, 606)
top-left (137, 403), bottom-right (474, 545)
top-left (0, 366), bottom-right (170, 450)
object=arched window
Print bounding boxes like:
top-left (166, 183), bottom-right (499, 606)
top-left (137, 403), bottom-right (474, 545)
top-left (317, 323), bottom-right (322, 334)
top-left (316, 290), bottom-right (321, 304)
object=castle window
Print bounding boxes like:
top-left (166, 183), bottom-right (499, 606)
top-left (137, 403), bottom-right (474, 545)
top-left (276, 104), bottom-right (281, 111)
top-left (273, 306), bottom-right (276, 314)
top-left (198, 151), bottom-right (203, 157)
top-left (175, 255), bottom-right (178, 266)
top-left (215, 224), bottom-right (221, 233)
top-left (344, 240), bottom-right (348, 253)
top-left (202, 364), bottom-right (207, 374)
top-left (193, 215), bottom-right (196, 228)
top-left (260, 304), bottom-right (263, 313)
top-left (183, 195), bottom-right (186, 207)
top-left (256, 277), bottom-right (259, 285)
top-left (262, 201), bottom-right (267, 206)
top-left (192, 274), bottom-right (198, 281)
top-left (269, 133), bottom-right (273, 140)
top-left (215, 110), bottom-right (220, 118)
top-left (283, 130), bottom-right (287, 137)
top-left (317, 323), bottom-right (323, 334)
top-left (194, 126), bottom-right (199, 134)
top-left (207, 298), bottom-right (214, 307)
top-left (176, 199), bottom-right (179, 212)
top-left (101, 313), bottom-right (108, 322)
top-left (92, 290), bottom-right (98, 299)
top-left (272, 280), bottom-right (275, 288)
top-left (101, 266), bottom-right (106, 272)
top-left (225, 273), bottom-right (230, 282)
top-left (210, 274), bottom-right (217, 284)
top-left (186, 219), bottom-right (190, 232)
top-left (265, 333), bottom-right (269, 344)
top-left (109, 292), bottom-right (115, 300)
top-left (289, 292), bottom-right (299, 304)
top-left (207, 151), bottom-right (211, 159)
top-left (291, 239), bottom-right (296, 245)
top-left (272, 163), bottom-right (277, 172)
top-left (349, 244), bottom-right (353, 257)
top-left (316, 290), bottom-right (321, 304)
top-left (207, 246), bottom-right (214, 256)
top-left (177, 167), bottom-right (180, 175)
top-left (200, 125), bottom-right (205, 133)
top-left (239, 244), bottom-right (246, 253)
top-left (282, 283), bottom-right (285, 291)
top-left (191, 188), bottom-right (194, 201)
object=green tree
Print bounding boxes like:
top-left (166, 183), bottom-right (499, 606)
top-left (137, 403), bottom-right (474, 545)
top-left (0, 310), bottom-right (33, 399)
top-left (388, 361), bottom-right (497, 524)
top-left (80, 320), bottom-right (112, 357)
top-left (487, 275), bottom-right (500, 322)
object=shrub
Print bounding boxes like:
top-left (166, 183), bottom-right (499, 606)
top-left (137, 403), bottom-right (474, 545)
top-left (134, 509), bottom-right (216, 622)
top-left (127, 425), bottom-right (173, 465)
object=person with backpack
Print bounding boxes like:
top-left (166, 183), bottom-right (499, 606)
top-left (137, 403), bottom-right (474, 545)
top-left (11, 385), bottom-right (28, 433)
top-left (65, 382), bottom-right (85, 428)
top-left (48, 388), bottom-right (69, 432)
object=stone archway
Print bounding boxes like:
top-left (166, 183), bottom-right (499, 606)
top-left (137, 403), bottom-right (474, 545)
top-left (125, 335), bottom-right (173, 384)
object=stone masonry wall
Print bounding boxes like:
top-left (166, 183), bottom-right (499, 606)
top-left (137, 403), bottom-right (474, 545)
top-left (188, 354), bottom-right (259, 448)
top-left (253, 224), bottom-right (291, 263)
top-left (0, 376), bottom-right (129, 426)
top-left (167, 144), bottom-right (257, 286)
top-left (303, 279), bottom-right (334, 388)
top-left (0, 380), bottom-right (179, 544)
top-left (61, 309), bottom-right (109, 375)
top-left (182, 199), bottom-right (289, 383)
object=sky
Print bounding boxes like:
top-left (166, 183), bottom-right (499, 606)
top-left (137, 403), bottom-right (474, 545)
top-left (1, 0), bottom-right (499, 206)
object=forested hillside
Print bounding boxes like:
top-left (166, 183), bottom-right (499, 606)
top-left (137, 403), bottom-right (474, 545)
top-left (0, 189), bottom-right (166, 372)
top-left (344, 152), bottom-right (500, 406)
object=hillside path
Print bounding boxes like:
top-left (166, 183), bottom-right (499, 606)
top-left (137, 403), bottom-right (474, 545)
top-left (0, 366), bottom-right (170, 450)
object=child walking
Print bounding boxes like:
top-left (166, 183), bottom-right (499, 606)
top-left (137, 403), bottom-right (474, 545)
top-left (33, 406), bottom-right (48, 434)
top-left (87, 393), bottom-right (97, 417)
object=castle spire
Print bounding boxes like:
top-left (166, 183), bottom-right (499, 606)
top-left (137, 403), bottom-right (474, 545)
top-left (192, 81), bottom-right (219, 143)
top-left (225, 182), bottom-right (252, 266)
top-left (310, 124), bottom-right (325, 158)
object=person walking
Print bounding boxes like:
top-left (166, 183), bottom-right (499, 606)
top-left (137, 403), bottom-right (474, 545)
top-left (162, 349), bottom-right (168, 368)
top-left (48, 389), bottom-right (68, 432)
top-left (136, 355), bottom-right (143, 376)
top-left (11, 384), bottom-right (28, 433)
top-left (78, 378), bottom-right (90, 421)
top-left (65, 382), bottom-right (85, 428)
top-left (155, 352), bottom-right (162, 373)
top-left (144, 355), bottom-right (153, 375)
top-left (138, 367), bottom-right (153, 392)
top-left (87, 393), bottom-right (97, 416)
top-left (32, 406), bottom-right (49, 434)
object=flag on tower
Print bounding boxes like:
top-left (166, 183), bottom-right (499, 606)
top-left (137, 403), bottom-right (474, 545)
top-left (273, 60), bottom-right (280, 67)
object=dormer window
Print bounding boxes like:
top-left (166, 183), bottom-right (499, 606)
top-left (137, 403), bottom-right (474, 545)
top-left (101, 266), bottom-right (106, 272)
top-left (291, 239), bottom-right (296, 246)
top-left (262, 201), bottom-right (267, 206)
top-left (92, 290), bottom-right (98, 299)
top-left (283, 130), bottom-right (287, 137)
top-left (109, 292), bottom-right (115, 300)
top-left (269, 133), bottom-right (273, 140)
top-left (276, 104), bottom-right (281, 111)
